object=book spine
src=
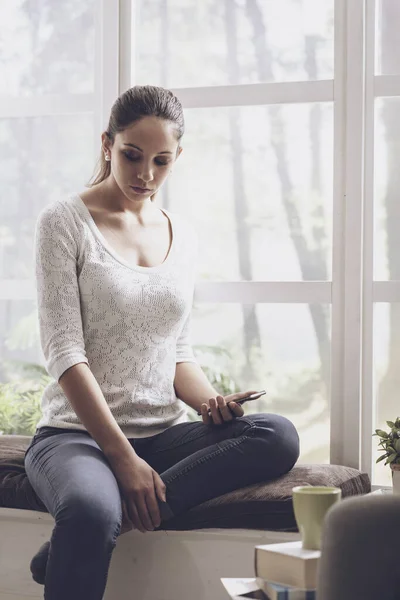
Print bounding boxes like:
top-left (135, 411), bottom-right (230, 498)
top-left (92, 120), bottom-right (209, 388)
top-left (257, 578), bottom-right (316, 600)
top-left (286, 590), bottom-right (316, 600)
top-left (286, 589), bottom-right (316, 600)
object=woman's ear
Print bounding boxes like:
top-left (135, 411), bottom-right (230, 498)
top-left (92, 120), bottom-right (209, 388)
top-left (176, 146), bottom-right (183, 160)
top-left (101, 132), bottom-right (111, 157)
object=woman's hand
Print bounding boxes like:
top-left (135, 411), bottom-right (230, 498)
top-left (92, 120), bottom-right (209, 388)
top-left (120, 497), bottom-right (134, 535)
top-left (199, 390), bottom-right (258, 425)
top-left (110, 450), bottom-right (166, 534)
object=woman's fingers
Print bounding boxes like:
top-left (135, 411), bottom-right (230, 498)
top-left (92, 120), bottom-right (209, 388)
top-left (153, 471), bottom-right (167, 504)
top-left (135, 495), bottom-right (157, 532)
top-left (201, 402), bottom-right (212, 424)
top-left (120, 498), bottom-right (134, 534)
top-left (127, 500), bottom-right (147, 533)
top-left (217, 395), bottom-right (234, 421)
top-left (201, 395), bottom-right (245, 425)
top-left (227, 401), bottom-right (245, 418)
top-left (145, 485), bottom-right (162, 530)
top-left (209, 397), bottom-right (223, 424)
top-left (126, 476), bottom-right (164, 533)
top-left (201, 396), bottom-right (243, 425)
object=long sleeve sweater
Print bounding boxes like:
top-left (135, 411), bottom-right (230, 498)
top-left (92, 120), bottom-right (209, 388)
top-left (34, 194), bottom-right (198, 438)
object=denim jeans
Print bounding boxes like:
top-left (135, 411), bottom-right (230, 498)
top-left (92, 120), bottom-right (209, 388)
top-left (24, 413), bottom-right (299, 600)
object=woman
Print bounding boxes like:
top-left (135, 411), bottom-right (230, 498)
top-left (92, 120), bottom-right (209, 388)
top-left (24, 85), bottom-right (300, 600)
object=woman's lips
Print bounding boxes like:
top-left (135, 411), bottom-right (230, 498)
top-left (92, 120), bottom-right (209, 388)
top-left (130, 186), bottom-right (151, 194)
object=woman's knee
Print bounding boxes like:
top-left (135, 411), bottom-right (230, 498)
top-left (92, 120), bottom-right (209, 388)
top-left (55, 492), bottom-right (123, 540)
top-left (247, 413), bottom-right (300, 473)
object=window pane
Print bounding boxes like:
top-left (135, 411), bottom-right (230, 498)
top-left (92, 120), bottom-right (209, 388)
top-left (0, 299), bottom-right (45, 436)
top-left (373, 303), bottom-right (400, 486)
top-left (0, 299), bottom-right (41, 380)
top-left (159, 103), bottom-right (333, 281)
top-left (0, 0), bottom-right (96, 96)
top-left (374, 98), bottom-right (400, 280)
top-left (192, 303), bottom-right (331, 463)
top-left (135, 0), bottom-right (334, 88)
top-left (375, 0), bottom-right (400, 75)
top-left (0, 114), bottom-right (94, 279)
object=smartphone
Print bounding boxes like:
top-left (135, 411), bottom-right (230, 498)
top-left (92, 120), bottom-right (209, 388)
top-left (235, 390), bottom-right (266, 405)
top-left (197, 390), bottom-right (266, 416)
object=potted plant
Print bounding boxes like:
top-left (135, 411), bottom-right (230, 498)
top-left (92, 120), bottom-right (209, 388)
top-left (373, 418), bottom-right (400, 494)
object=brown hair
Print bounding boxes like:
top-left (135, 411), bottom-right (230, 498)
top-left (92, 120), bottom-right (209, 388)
top-left (87, 85), bottom-right (185, 201)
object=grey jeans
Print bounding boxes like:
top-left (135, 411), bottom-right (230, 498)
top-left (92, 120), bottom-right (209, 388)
top-left (24, 413), bottom-right (300, 600)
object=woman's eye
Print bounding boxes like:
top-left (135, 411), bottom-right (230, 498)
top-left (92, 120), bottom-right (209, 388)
top-left (123, 152), bottom-right (168, 167)
top-left (123, 153), bottom-right (139, 162)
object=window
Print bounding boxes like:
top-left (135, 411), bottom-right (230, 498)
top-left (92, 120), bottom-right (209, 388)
top-left (1, 0), bottom-right (397, 484)
top-left (135, 0), bottom-right (334, 87)
top-left (371, 0), bottom-right (400, 485)
top-left (0, 0), bottom-right (104, 433)
top-left (134, 0), bottom-right (334, 464)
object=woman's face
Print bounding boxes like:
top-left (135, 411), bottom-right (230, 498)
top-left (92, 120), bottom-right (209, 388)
top-left (103, 116), bottom-right (182, 201)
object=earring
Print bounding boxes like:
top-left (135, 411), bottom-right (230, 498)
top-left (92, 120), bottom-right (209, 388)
top-left (105, 154), bottom-right (110, 161)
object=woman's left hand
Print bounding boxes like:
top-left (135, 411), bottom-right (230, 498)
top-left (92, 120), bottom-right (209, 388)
top-left (200, 391), bottom-right (258, 425)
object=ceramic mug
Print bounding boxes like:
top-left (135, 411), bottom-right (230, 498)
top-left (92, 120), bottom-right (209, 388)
top-left (292, 486), bottom-right (342, 550)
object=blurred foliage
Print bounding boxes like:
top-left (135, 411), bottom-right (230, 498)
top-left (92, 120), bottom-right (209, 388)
top-left (0, 361), bottom-right (50, 435)
top-left (185, 344), bottom-right (241, 422)
top-left (0, 345), bottom-right (242, 435)
top-left (193, 344), bottom-right (240, 396)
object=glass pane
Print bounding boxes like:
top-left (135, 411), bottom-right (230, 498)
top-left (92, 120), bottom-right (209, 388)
top-left (0, 114), bottom-right (94, 279)
top-left (375, 0), bottom-right (400, 75)
top-left (135, 0), bottom-right (334, 87)
top-left (191, 303), bottom-right (331, 463)
top-left (374, 98), bottom-right (400, 280)
top-left (159, 103), bottom-right (333, 281)
top-left (0, 300), bottom-right (46, 436)
top-left (0, 300), bottom-right (42, 381)
top-left (0, 0), bottom-right (96, 96)
top-left (373, 303), bottom-right (400, 486)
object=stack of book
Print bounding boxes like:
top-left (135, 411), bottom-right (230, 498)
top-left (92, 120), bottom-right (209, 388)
top-left (221, 541), bottom-right (319, 599)
top-left (254, 541), bottom-right (319, 599)
top-left (220, 578), bottom-right (266, 600)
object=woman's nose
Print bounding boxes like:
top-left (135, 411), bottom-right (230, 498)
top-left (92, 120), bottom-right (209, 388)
top-left (137, 167), bottom-right (154, 184)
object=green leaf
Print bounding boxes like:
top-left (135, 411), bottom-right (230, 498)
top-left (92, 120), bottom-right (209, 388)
top-left (387, 421), bottom-right (396, 429)
top-left (376, 453), bottom-right (388, 464)
top-left (386, 453), bottom-right (398, 465)
top-left (375, 429), bottom-right (389, 438)
top-left (395, 439), bottom-right (400, 453)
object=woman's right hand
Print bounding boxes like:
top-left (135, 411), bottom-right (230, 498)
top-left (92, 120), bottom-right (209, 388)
top-left (110, 451), bottom-right (167, 533)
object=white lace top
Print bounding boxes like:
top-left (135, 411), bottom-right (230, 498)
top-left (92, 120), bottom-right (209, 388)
top-left (34, 195), bottom-right (198, 438)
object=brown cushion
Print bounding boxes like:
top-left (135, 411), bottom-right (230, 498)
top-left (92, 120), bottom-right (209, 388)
top-left (0, 435), bottom-right (47, 512)
top-left (0, 435), bottom-right (371, 531)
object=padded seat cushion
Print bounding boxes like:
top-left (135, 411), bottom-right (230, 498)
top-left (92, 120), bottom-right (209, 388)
top-left (0, 435), bottom-right (371, 531)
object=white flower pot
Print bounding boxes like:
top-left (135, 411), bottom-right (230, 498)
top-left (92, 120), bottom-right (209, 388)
top-left (391, 464), bottom-right (400, 494)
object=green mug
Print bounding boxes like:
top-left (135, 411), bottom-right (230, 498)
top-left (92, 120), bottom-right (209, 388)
top-left (292, 486), bottom-right (342, 550)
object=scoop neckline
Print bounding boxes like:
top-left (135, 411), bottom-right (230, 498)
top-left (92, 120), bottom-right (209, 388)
top-left (72, 194), bottom-right (176, 273)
